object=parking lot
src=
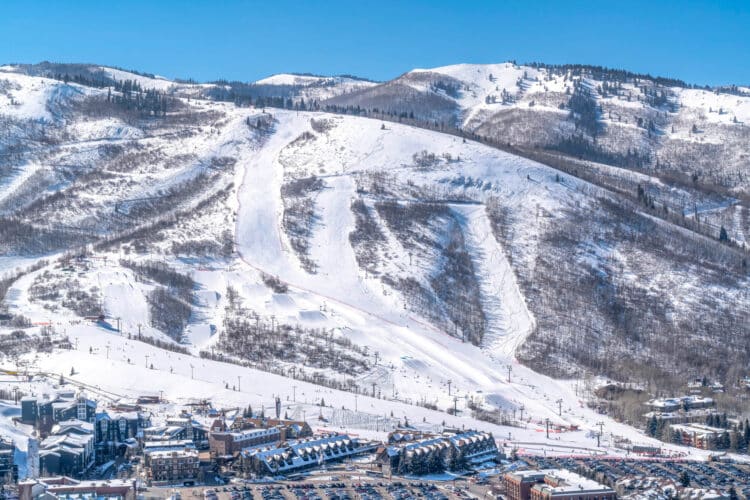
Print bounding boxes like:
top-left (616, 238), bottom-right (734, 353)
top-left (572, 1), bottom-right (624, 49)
top-left (525, 456), bottom-right (750, 496)
top-left (140, 476), bottom-right (486, 500)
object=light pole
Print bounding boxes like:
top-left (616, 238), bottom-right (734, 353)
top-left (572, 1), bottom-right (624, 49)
top-left (190, 364), bottom-right (194, 379)
top-left (292, 385), bottom-right (297, 402)
top-left (237, 375), bottom-right (241, 392)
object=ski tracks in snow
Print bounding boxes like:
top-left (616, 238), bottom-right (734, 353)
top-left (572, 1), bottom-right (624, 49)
top-left (456, 205), bottom-right (536, 359)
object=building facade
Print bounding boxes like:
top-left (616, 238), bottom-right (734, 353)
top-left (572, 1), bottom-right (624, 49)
top-left (504, 469), bottom-right (615, 500)
top-left (379, 430), bottom-right (499, 476)
top-left (21, 392), bottom-right (96, 436)
top-left (38, 420), bottom-right (95, 477)
top-left (239, 434), bottom-right (378, 476)
top-left (145, 449), bottom-right (200, 484)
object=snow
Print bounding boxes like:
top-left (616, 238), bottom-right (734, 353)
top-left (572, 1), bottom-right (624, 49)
top-left (407, 62), bottom-right (567, 126)
top-left (226, 110), bottom-right (728, 461)
top-left (0, 68), bottom-right (744, 467)
top-left (457, 205), bottom-right (535, 357)
top-left (97, 66), bottom-right (177, 92)
top-left (254, 74), bottom-right (330, 86)
top-left (0, 71), bottom-right (84, 121)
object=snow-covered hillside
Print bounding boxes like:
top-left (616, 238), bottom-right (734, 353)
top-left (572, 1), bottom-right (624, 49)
top-left (326, 62), bottom-right (750, 202)
top-left (1, 63), bottom-right (749, 468)
top-left (253, 73), bottom-right (377, 101)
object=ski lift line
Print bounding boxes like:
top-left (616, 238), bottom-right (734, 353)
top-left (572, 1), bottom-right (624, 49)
top-left (23, 369), bottom-right (125, 401)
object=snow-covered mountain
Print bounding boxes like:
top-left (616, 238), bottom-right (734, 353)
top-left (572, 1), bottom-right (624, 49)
top-left (1, 61), bottom-right (749, 462)
top-left (327, 62), bottom-right (750, 200)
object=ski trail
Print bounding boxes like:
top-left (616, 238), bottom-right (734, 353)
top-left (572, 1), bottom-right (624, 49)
top-left (234, 112), bottom-right (503, 388)
top-left (458, 205), bottom-right (535, 358)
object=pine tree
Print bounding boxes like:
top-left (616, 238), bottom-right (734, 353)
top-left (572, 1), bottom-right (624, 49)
top-left (679, 470), bottom-right (690, 487)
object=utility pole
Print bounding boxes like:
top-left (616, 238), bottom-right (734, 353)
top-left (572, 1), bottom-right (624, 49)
top-left (447, 379), bottom-right (452, 396)
top-left (354, 393), bottom-right (358, 413)
top-left (372, 382), bottom-right (376, 398)
top-left (116, 317), bottom-right (121, 332)
top-left (507, 365), bottom-right (512, 383)
top-left (190, 364), bottom-right (194, 379)
top-left (545, 418), bottom-right (550, 439)
top-left (453, 396), bottom-right (459, 415)
top-left (105, 344), bottom-right (110, 360)
top-left (556, 398), bottom-right (563, 417)
top-left (519, 404), bottom-right (525, 422)
top-left (137, 323), bottom-right (142, 337)
top-left (373, 351), bottom-right (379, 366)
top-left (292, 385), bottom-right (297, 402)
top-left (237, 376), bottom-right (241, 392)
top-left (596, 421), bottom-right (605, 447)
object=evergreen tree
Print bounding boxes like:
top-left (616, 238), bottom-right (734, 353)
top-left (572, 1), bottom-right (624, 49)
top-left (647, 415), bottom-right (658, 437)
top-left (722, 431), bottom-right (731, 449)
top-left (679, 470), bottom-right (690, 487)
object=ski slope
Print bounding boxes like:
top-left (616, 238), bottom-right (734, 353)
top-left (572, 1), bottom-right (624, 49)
top-left (0, 65), bottom-right (742, 468)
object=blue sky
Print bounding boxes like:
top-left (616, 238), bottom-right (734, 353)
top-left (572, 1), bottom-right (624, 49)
top-left (1, 0), bottom-right (747, 86)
